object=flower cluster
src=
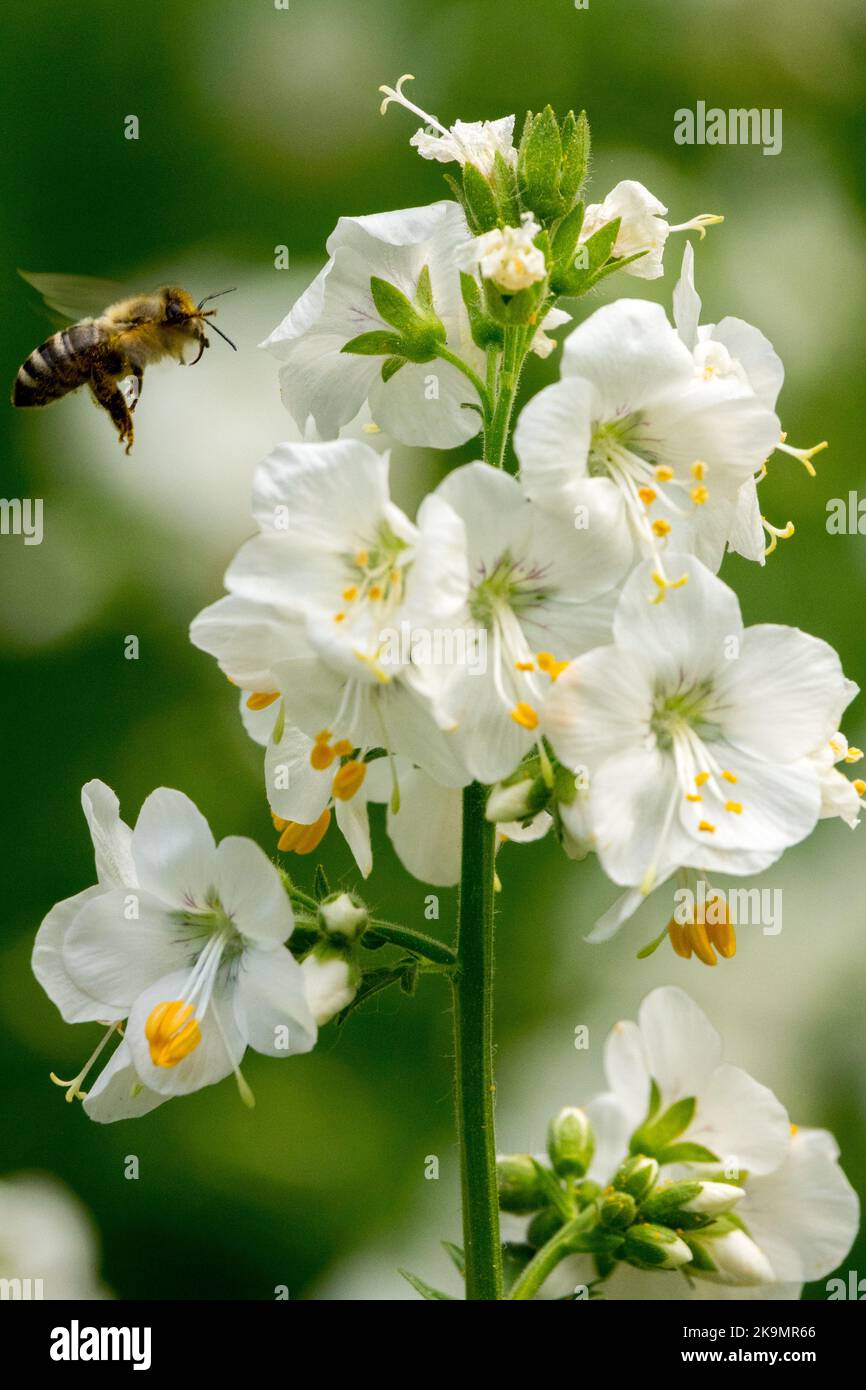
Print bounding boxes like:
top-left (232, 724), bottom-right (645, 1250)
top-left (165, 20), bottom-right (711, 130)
top-left (496, 989), bottom-right (859, 1301)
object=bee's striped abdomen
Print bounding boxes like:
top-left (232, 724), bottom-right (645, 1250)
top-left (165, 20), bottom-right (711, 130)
top-left (12, 321), bottom-right (103, 407)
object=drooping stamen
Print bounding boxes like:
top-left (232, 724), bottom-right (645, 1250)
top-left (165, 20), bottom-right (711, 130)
top-left (668, 212), bottom-right (725, 239)
top-left (378, 74), bottom-right (449, 134)
top-left (762, 516), bottom-right (795, 556)
top-left (276, 808), bottom-right (331, 854)
top-left (50, 1021), bottom-right (123, 1102)
top-left (145, 1000), bottom-right (201, 1068)
top-left (246, 691), bottom-right (280, 711)
top-left (776, 436), bottom-right (827, 477)
top-left (332, 759), bottom-right (367, 801)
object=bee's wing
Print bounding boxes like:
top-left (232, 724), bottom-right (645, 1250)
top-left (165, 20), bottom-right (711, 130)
top-left (17, 270), bottom-right (132, 322)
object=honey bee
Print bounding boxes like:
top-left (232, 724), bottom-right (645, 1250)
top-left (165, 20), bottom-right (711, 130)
top-left (11, 272), bottom-right (237, 453)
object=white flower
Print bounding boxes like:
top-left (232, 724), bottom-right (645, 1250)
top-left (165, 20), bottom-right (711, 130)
top-left (430, 461), bottom-right (632, 784)
top-left (580, 180), bottom-right (723, 280)
top-left (544, 556), bottom-right (857, 893)
top-left (379, 75), bottom-right (517, 176)
top-left (466, 215), bottom-right (546, 293)
top-left (191, 439), bottom-right (471, 829)
top-left (300, 952), bottom-right (358, 1025)
top-left (261, 201), bottom-right (482, 449)
top-left (596, 986), bottom-right (791, 1176)
top-left (0, 1175), bottom-right (109, 1300)
top-left (515, 297), bottom-right (781, 576)
top-left (672, 243), bottom-right (827, 564)
top-left (33, 781), bottom-right (316, 1124)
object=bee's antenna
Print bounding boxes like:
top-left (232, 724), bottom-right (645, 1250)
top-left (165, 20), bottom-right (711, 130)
top-left (207, 321), bottom-right (238, 351)
top-left (197, 287), bottom-right (237, 309)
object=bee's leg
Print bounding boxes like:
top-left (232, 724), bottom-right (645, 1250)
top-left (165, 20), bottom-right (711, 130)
top-left (89, 370), bottom-right (135, 454)
top-left (129, 365), bottom-right (144, 412)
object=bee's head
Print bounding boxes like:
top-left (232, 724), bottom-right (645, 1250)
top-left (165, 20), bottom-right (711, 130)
top-left (159, 286), bottom-right (237, 363)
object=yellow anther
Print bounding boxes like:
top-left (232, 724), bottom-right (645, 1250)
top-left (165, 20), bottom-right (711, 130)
top-left (652, 518), bottom-right (672, 538)
top-left (332, 738), bottom-right (354, 757)
top-left (853, 779), bottom-right (866, 796)
top-left (844, 747), bottom-right (863, 763)
top-left (310, 741), bottom-right (336, 771)
top-left (685, 793), bottom-right (702, 803)
top-left (790, 1122), bottom-right (799, 1137)
top-left (668, 921), bottom-right (693, 959)
top-left (355, 549), bottom-right (369, 567)
top-left (686, 920), bottom-right (718, 967)
top-left (342, 586), bottom-right (358, 602)
top-left (725, 801), bottom-right (743, 814)
top-left (709, 916), bottom-right (736, 959)
top-left (334, 612), bottom-right (346, 623)
top-left (510, 701), bottom-right (539, 730)
top-left (638, 486), bottom-right (656, 505)
top-left (722, 770), bottom-right (737, 783)
top-left (654, 465), bottom-right (674, 482)
top-left (145, 1001), bottom-right (201, 1068)
top-left (314, 729), bottom-right (331, 743)
top-left (362, 422), bottom-right (381, 434)
top-left (695, 771), bottom-right (711, 787)
top-left (698, 820), bottom-right (716, 833)
top-left (368, 584), bottom-right (383, 600)
top-left (690, 460), bottom-right (707, 480)
top-left (691, 485), bottom-right (709, 506)
top-left (332, 759), bottom-right (367, 801)
top-left (514, 659), bottom-right (535, 672)
top-left (277, 808), bottom-right (331, 854)
top-left (245, 691), bottom-right (280, 711)
top-left (272, 812), bottom-right (288, 832)
top-left (536, 651), bottom-right (569, 681)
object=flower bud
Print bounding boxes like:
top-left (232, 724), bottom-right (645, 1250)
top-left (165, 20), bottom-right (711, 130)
top-left (613, 1153), bottom-right (659, 1201)
top-left (687, 1225), bottom-right (774, 1287)
top-left (599, 1190), bottom-right (637, 1230)
top-left (623, 1222), bottom-right (693, 1271)
top-left (496, 1154), bottom-right (546, 1214)
top-left (527, 1207), bottom-right (563, 1249)
top-left (486, 775), bottom-right (550, 824)
top-left (318, 891), bottom-right (368, 942)
top-left (300, 949), bottom-right (359, 1025)
top-left (547, 1106), bottom-right (595, 1178)
top-left (642, 1180), bottom-right (744, 1226)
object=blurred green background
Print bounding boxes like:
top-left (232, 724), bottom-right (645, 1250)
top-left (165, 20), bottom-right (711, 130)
top-left (1, 0), bottom-right (864, 1300)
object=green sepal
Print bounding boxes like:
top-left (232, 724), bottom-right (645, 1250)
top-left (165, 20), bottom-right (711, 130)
top-left (490, 149), bottom-right (522, 226)
top-left (483, 278), bottom-right (545, 327)
top-left (341, 329), bottom-right (405, 357)
top-left (462, 160), bottom-right (500, 233)
top-left (518, 104), bottom-right (563, 219)
top-left (381, 355), bottom-right (407, 382)
top-left (314, 863), bottom-right (331, 900)
top-left (527, 1206), bottom-right (564, 1249)
top-left (550, 215), bottom-right (622, 297)
top-left (530, 1158), bottom-right (576, 1221)
top-left (551, 201), bottom-right (585, 277)
top-left (370, 275), bottom-right (419, 333)
top-left (399, 1269), bottom-right (456, 1300)
top-left (570, 1228), bottom-right (626, 1257)
top-left (560, 109), bottom-right (590, 205)
top-left (441, 1241), bottom-right (465, 1275)
top-left (656, 1141), bottom-right (722, 1165)
top-left (630, 1095), bottom-right (696, 1157)
top-left (460, 271), bottom-right (504, 350)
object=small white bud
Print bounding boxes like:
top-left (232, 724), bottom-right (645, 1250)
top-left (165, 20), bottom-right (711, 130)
top-left (691, 1228), bottom-right (774, 1287)
top-left (301, 952), bottom-right (358, 1025)
top-left (318, 892), bottom-right (367, 942)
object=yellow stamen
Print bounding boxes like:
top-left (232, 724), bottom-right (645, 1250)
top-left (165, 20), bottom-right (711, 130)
top-left (762, 517), bottom-right (795, 556)
top-left (695, 771), bottom-right (710, 787)
top-left (698, 820), bottom-right (716, 833)
top-left (790, 1123), bottom-right (799, 1137)
top-left (514, 660), bottom-right (535, 672)
top-left (342, 586), bottom-right (358, 602)
top-left (686, 920), bottom-right (717, 967)
top-left (690, 460), bottom-right (707, 480)
top-left (510, 701), bottom-right (539, 730)
top-left (652, 518), bottom-right (671, 538)
top-left (638, 486), bottom-right (656, 505)
top-left (853, 779), bottom-right (866, 796)
top-left (332, 738), bottom-right (354, 757)
top-left (844, 747), bottom-right (863, 763)
top-left (368, 584), bottom-right (383, 601)
top-left (691, 485), bottom-right (709, 506)
top-left (145, 1001), bottom-right (202, 1068)
top-left (277, 808), bottom-right (331, 854)
top-left (332, 759), bottom-right (367, 801)
top-left (722, 770), bottom-right (737, 783)
top-left (246, 691), bottom-right (280, 711)
top-left (536, 651), bottom-right (569, 681)
top-left (725, 801), bottom-right (743, 814)
top-left (709, 916), bottom-right (736, 959)
top-left (668, 921), bottom-right (693, 960)
top-left (355, 549), bottom-right (369, 567)
top-left (334, 612), bottom-right (346, 623)
top-left (685, 793), bottom-right (702, 803)
top-left (654, 465), bottom-right (674, 482)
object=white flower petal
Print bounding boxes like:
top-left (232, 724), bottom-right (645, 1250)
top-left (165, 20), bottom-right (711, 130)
top-left (63, 890), bottom-right (194, 1013)
top-left (233, 944), bottom-right (316, 1056)
top-left (213, 836), bottom-right (294, 944)
top-left (130, 788), bottom-right (216, 907)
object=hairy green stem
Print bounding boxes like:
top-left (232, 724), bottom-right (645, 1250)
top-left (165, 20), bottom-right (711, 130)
top-left (452, 781), bottom-right (503, 1300)
top-left (484, 325), bottom-right (531, 469)
top-left (435, 344), bottom-right (493, 424)
top-left (366, 919), bottom-right (456, 965)
top-left (509, 1208), bottom-right (598, 1301)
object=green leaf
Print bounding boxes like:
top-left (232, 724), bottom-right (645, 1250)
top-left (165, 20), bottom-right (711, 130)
top-left (560, 109), bottom-right (590, 205)
top-left (518, 103), bottom-right (563, 218)
top-left (341, 329), bottom-right (404, 357)
top-left (399, 964), bottom-right (419, 995)
top-left (334, 967), bottom-right (404, 1025)
top-left (530, 1158), bottom-right (575, 1221)
top-left (414, 264), bottom-right (435, 315)
top-left (460, 271), bottom-right (503, 351)
top-left (441, 1241), bottom-right (465, 1275)
top-left (551, 201), bottom-right (585, 274)
top-left (656, 1142), bottom-right (721, 1165)
top-left (399, 1269), bottom-right (456, 1300)
top-left (551, 216), bottom-right (622, 296)
top-left (462, 161), bottom-right (500, 233)
top-left (630, 1095), bottom-right (696, 1156)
